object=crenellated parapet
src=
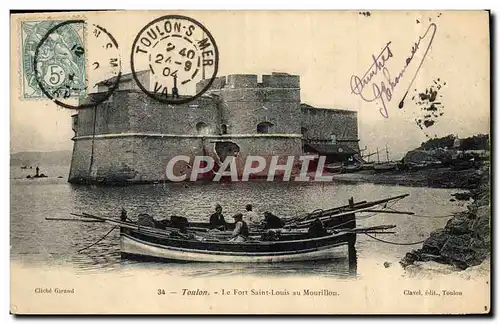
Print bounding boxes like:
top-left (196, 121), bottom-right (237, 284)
top-left (195, 73), bottom-right (302, 136)
top-left (197, 72), bottom-right (300, 91)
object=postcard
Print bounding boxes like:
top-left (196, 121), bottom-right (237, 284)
top-left (10, 10), bottom-right (490, 314)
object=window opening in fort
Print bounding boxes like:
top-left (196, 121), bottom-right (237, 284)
top-left (196, 122), bottom-right (211, 135)
top-left (71, 115), bottom-right (78, 133)
top-left (257, 122), bottom-right (273, 134)
top-left (221, 124), bottom-right (228, 135)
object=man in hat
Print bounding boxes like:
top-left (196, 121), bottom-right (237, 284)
top-left (209, 204), bottom-right (227, 230)
top-left (229, 213), bottom-right (249, 242)
top-left (244, 204), bottom-right (260, 228)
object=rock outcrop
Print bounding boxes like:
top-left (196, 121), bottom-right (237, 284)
top-left (400, 165), bottom-right (490, 270)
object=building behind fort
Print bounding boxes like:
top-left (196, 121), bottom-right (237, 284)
top-left (69, 71), bottom-right (359, 184)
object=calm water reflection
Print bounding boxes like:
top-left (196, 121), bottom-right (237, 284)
top-left (10, 166), bottom-right (468, 278)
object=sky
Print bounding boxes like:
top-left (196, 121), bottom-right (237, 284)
top-left (10, 11), bottom-right (490, 159)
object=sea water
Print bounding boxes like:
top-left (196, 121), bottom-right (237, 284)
top-left (10, 165), bottom-right (468, 278)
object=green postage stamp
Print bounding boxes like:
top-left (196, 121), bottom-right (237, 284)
top-left (20, 20), bottom-right (86, 99)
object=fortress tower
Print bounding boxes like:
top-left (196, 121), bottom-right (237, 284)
top-left (68, 71), bottom-right (358, 184)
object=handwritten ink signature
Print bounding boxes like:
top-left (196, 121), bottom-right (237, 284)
top-left (350, 23), bottom-right (437, 118)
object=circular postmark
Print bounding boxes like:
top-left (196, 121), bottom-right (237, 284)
top-left (130, 15), bottom-right (219, 104)
top-left (33, 20), bottom-right (122, 109)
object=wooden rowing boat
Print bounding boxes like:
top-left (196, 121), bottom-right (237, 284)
top-left (67, 211), bottom-right (360, 262)
top-left (47, 194), bottom-right (410, 263)
top-left (120, 226), bottom-right (357, 263)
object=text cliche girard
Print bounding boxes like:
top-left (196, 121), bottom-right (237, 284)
top-left (34, 287), bottom-right (75, 294)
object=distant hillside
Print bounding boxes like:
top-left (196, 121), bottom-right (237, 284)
top-left (10, 150), bottom-right (72, 166)
top-left (419, 134), bottom-right (490, 151)
top-left (404, 133), bottom-right (490, 164)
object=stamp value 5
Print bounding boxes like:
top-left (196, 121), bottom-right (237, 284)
top-left (21, 20), bottom-right (86, 100)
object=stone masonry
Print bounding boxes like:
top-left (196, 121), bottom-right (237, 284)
top-left (69, 71), bottom-right (359, 184)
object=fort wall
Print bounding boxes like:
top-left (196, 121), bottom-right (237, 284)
top-left (301, 106), bottom-right (359, 152)
top-left (68, 135), bottom-right (302, 184)
top-left (69, 71), bottom-right (358, 184)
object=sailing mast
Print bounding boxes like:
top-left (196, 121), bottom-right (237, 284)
top-left (202, 31), bottom-right (206, 80)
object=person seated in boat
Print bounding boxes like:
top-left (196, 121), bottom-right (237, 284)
top-left (209, 204), bottom-right (227, 230)
top-left (153, 217), bottom-right (171, 230)
top-left (120, 208), bottom-right (128, 222)
top-left (307, 218), bottom-right (329, 238)
top-left (263, 212), bottom-right (286, 229)
top-left (260, 229), bottom-right (281, 241)
top-left (229, 213), bottom-right (249, 242)
top-left (137, 213), bottom-right (156, 228)
top-left (169, 216), bottom-right (189, 233)
top-left (244, 204), bottom-right (260, 227)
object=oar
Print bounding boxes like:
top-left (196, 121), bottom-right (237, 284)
top-left (71, 213), bottom-right (173, 234)
top-left (285, 194), bottom-right (410, 228)
top-left (72, 212), bottom-right (212, 236)
top-left (293, 193), bottom-right (409, 220)
top-left (285, 205), bottom-right (384, 228)
top-left (289, 193), bottom-right (410, 224)
top-left (360, 209), bottom-right (415, 215)
top-left (353, 231), bottom-right (396, 234)
top-left (324, 224), bottom-right (397, 234)
top-left (343, 224), bottom-right (397, 232)
top-left (45, 217), bottom-right (104, 223)
top-left (298, 200), bottom-right (368, 221)
top-left (206, 224), bottom-right (397, 237)
top-left (69, 212), bottom-right (398, 242)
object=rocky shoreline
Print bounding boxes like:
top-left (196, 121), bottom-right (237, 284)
top-left (331, 167), bottom-right (485, 189)
top-left (400, 165), bottom-right (490, 272)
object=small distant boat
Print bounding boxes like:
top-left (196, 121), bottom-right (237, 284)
top-left (373, 162), bottom-right (398, 172)
top-left (26, 174), bottom-right (48, 179)
top-left (426, 161), bottom-right (443, 168)
top-left (342, 164), bottom-right (362, 173)
top-left (407, 162), bottom-right (428, 171)
top-left (20, 166), bottom-right (28, 169)
top-left (324, 162), bottom-right (343, 173)
top-left (361, 163), bottom-right (375, 170)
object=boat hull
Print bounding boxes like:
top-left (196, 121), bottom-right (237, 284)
top-left (120, 229), bottom-right (355, 263)
top-left (373, 164), bottom-right (398, 172)
top-left (343, 165), bottom-right (362, 173)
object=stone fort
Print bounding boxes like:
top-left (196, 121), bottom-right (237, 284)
top-left (69, 71), bottom-right (359, 184)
